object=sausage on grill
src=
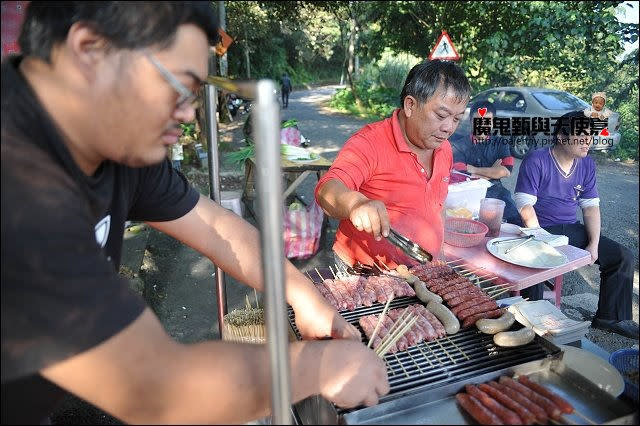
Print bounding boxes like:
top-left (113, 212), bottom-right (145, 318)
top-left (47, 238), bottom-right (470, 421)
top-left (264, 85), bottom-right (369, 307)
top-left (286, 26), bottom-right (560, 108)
top-left (518, 375), bottom-right (574, 414)
top-left (462, 309), bottom-right (503, 328)
top-left (499, 376), bottom-right (562, 420)
top-left (458, 301), bottom-right (501, 321)
top-left (465, 384), bottom-right (523, 425)
top-left (488, 381), bottom-right (548, 424)
top-left (455, 393), bottom-right (503, 425)
top-left (478, 383), bottom-right (536, 425)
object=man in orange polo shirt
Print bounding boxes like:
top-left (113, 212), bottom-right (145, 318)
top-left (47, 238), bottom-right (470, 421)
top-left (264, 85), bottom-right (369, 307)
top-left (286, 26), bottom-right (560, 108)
top-left (315, 60), bottom-right (470, 268)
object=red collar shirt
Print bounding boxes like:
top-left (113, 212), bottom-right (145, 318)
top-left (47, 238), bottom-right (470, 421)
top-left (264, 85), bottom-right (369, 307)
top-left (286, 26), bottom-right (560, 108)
top-left (315, 109), bottom-right (452, 268)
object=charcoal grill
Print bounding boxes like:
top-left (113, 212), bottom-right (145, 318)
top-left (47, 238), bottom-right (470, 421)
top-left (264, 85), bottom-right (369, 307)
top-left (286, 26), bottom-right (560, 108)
top-left (288, 295), bottom-right (560, 424)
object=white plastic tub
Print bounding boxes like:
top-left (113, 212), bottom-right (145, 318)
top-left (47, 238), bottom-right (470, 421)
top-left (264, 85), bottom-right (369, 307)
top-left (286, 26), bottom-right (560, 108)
top-left (445, 178), bottom-right (492, 218)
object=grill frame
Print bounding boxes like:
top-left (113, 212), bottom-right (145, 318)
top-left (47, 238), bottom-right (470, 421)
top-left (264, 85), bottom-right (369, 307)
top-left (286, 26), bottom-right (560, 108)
top-left (288, 295), bottom-right (560, 422)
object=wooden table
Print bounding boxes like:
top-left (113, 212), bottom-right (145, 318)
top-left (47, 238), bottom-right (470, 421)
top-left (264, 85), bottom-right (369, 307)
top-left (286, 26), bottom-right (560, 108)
top-left (442, 229), bottom-right (592, 301)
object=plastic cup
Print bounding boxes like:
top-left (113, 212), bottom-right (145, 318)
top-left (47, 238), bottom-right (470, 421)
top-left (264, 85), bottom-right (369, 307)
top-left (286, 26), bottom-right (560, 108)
top-left (478, 198), bottom-right (506, 237)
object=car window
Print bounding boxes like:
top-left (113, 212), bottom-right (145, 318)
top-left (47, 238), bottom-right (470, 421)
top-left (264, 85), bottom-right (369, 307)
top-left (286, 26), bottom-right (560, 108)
top-left (531, 91), bottom-right (589, 110)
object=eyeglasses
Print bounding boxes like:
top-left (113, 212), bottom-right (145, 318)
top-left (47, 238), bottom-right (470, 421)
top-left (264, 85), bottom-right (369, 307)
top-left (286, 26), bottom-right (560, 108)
top-left (143, 50), bottom-right (199, 110)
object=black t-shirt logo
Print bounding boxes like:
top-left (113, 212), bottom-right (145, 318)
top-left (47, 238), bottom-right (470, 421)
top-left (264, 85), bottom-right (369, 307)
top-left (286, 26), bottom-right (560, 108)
top-left (94, 215), bottom-right (111, 248)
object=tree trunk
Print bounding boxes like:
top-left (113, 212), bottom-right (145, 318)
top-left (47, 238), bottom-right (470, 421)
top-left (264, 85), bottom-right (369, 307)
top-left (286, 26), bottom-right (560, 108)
top-left (244, 28), bottom-right (251, 79)
top-left (218, 0), bottom-right (228, 77)
top-left (346, 14), bottom-right (362, 107)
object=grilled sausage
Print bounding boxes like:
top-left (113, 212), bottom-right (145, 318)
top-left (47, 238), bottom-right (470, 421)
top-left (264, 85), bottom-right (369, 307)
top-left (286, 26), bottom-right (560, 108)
top-left (426, 300), bottom-right (460, 334)
top-left (458, 301), bottom-right (502, 321)
top-left (455, 393), bottom-right (502, 425)
top-left (518, 375), bottom-right (574, 414)
top-left (493, 327), bottom-right (535, 347)
top-left (476, 311), bottom-right (516, 334)
top-left (414, 280), bottom-right (442, 304)
top-left (462, 309), bottom-right (504, 328)
top-left (404, 273), bottom-right (418, 284)
top-left (451, 296), bottom-right (495, 315)
top-left (499, 376), bottom-right (562, 420)
top-left (465, 384), bottom-right (523, 425)
top-left (478, 383), bottom-right (536, 425)
top-left (488, 381), bottom-right (548, 424)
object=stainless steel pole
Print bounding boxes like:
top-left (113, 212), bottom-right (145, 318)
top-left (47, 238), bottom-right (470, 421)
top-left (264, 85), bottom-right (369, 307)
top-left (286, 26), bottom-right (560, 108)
top-left (253, 80), bottom-right (292, 425)
top-left (204, 80), bottom-right (227, 337)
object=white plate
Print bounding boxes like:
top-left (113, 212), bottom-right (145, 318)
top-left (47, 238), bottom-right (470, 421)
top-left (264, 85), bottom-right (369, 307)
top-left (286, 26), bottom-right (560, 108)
top-left (559, 345), bottom-right (625, 397)
top-left (487, 237), bottom-right (568, 269)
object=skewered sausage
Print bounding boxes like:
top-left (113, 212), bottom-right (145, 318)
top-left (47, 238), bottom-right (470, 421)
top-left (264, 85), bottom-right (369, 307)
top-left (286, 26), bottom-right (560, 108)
top-left (458, 301), bottom-right (502, 321)
top-left (493, 327), bottom-right (535, 347)
top-left (455, 393), bottom-right (503, 425)
top-left (476, 311), bottom-right (516, 334)
top-left (518, 375), bottom-right (574, 414)
top-left (426, 301), bottom-right (460, 334)
top-left (414, 280), bottom-right (443, 304)
top-left (452, 296), bottom-right (495, 315)
top-left (488, 381), bottom-right (548, 424)
top-left (462, 309), bottom-right (503, 328)
top-left (499, 376), bottom-right (562, 420)
top-left (465, 384), bottom-right (523, 425)
top-left (478, 383), bottom-right (536, 425)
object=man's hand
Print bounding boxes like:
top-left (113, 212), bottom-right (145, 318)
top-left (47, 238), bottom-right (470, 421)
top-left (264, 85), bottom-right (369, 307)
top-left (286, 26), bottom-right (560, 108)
top-left (294, 295), bottom-right (361, 341)
top-left (585, 242), bottom-right (599, 264)
top-left (318, 340), bottom-right (389, 407)
top-left (349, 199), bottom-right (390, 241)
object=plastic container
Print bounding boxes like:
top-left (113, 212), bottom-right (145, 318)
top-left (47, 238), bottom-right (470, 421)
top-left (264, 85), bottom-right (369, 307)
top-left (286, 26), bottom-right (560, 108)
top-left (445, 179), bottom-right (492, 218)
top-left (479, 198), bottom-right (506, 238)
top-left (444, 218), bottom-right (489, 247)
top-left (609, 348), bottom-right (639, 402)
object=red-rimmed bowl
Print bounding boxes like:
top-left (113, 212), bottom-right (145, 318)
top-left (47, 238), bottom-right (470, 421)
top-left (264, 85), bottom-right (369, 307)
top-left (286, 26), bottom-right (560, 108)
top-left (444, 218), bottom-right (489, 247)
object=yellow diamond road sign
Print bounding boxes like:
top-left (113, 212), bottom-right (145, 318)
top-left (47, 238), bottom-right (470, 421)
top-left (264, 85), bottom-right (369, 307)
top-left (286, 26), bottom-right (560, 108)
top-left (429, 30), bottom-right (460, 61)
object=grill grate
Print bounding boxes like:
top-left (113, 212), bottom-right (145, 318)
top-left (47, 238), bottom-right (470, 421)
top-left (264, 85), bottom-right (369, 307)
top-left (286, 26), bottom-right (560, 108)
top-left (287, 296), bottom-right (555, 412)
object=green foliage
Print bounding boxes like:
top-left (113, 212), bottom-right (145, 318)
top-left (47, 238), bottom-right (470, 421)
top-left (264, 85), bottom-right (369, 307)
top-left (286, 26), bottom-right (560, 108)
top-left (179, 122), bottom-right (196, 138)
top-left (612, 85), bottom-right (639, 161)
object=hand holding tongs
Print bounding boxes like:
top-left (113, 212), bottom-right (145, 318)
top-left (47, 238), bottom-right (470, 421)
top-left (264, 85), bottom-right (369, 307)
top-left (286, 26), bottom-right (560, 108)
top-left (386, 227), bottom-right (433, 263)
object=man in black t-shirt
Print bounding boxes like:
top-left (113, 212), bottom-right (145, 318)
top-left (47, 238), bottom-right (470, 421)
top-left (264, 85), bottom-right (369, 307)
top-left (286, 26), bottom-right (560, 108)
top-left (281, 72), bottom-right (292, 108)
top-left (1, 3), bottom-right (388, 424)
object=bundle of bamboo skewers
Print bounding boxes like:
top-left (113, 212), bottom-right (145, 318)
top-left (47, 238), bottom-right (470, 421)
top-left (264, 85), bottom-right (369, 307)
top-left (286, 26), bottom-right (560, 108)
top-left (222, 291), bottom-right (265, 344)
top-left (367, 297), bottom-right (419, 358)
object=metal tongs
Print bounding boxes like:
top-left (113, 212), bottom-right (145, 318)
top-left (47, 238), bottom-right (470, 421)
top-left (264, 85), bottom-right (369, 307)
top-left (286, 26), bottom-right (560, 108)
top-left (491, 235), bottom-right (535, 254)
top-left (386, 227), bottom-right (433, 263)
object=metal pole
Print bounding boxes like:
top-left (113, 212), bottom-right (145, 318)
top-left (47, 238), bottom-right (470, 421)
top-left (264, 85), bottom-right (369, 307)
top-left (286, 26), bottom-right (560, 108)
top-left (204, 65), bottom-right (227, 337)
top-left (253, 80), bottom-right (292, 424)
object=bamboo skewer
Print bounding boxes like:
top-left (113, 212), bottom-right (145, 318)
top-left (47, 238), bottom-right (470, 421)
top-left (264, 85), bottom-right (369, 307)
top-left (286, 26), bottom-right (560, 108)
top-left (375, 312), bottom-right (418, 357)
top-left (407, 350), bottom-right (424, 375)
top-left (314, 267), bottom-right (323, 282)
top-left (378, 259), bottom-right (392, 271)
top-left (572, 411), bottom-right (598, 425)
top-left (328, 265), bottom-right (337, 279)
top-left (377, 316), bottom-right (418, 358)
top-left (474, 276), bottom-right (499, 285)
top-left (483, 282), bottom-right (514, 291)
top-left (489, 287), bottom-right (513, 299)
top-left (446, 258), bottom-right (464, 264)
top-left (367, 297), bottom-right (393, 348)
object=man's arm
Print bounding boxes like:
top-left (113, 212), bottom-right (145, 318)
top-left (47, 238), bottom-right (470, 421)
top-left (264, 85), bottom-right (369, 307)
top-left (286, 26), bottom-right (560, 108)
top-left (316, 178), bottom-right (390, 240)
top-left (467, 159), bottom-right (511, 179)
top-left (41, 308), bottom-right (389, 424)
top-left (146, 194), bottom-right (359, 341)
top-left (581, 205), bottom-right (601, 263)
top-left (518, 204), bottom-right (540, 228)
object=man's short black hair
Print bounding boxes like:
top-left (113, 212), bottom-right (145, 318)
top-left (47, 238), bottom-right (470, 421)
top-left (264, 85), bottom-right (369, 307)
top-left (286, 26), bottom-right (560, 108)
top-left (19, 2), bottom-right (220, 63)
top-left (399, 60), bottom-right (470, 106)
top-left (553, 110), bottom-right (590, 145)
top-left (469, 100), bottom-right (497, 119)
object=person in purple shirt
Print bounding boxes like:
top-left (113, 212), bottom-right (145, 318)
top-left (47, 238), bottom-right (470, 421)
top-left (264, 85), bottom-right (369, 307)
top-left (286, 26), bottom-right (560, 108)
top-left (514, 110), bottom-right (637, 339)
